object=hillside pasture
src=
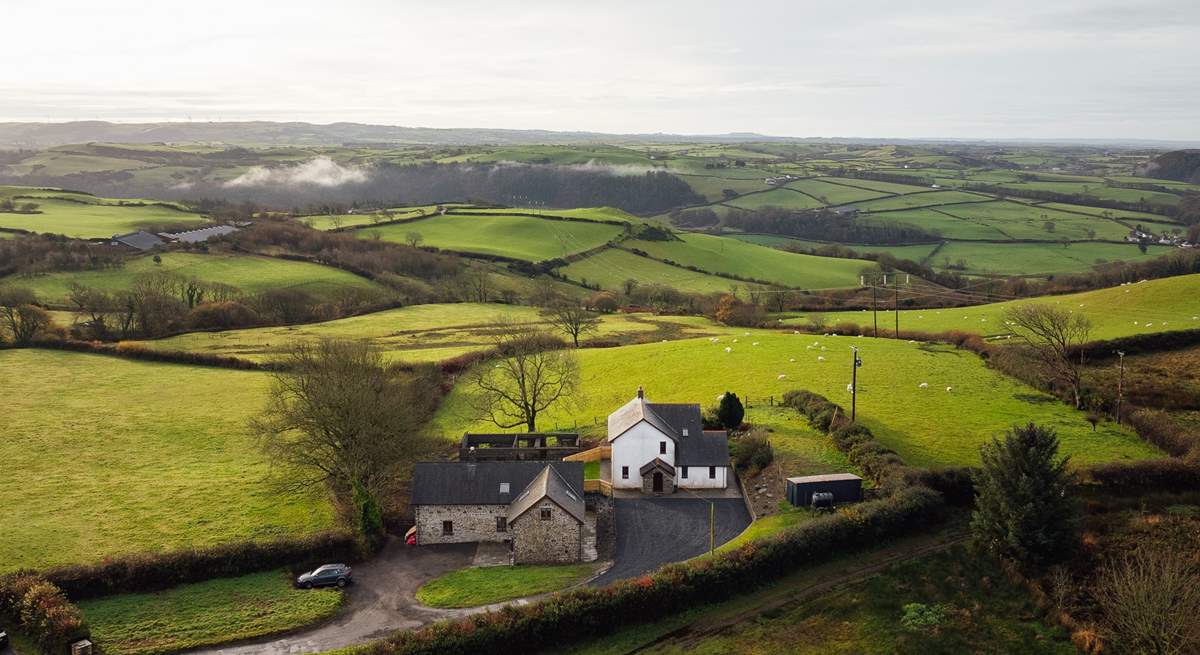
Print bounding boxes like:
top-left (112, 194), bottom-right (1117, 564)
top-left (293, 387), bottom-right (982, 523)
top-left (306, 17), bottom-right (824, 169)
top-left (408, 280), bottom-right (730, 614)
top-left (0, 350), bottom-right (333, 573)
top-left (4, 252), bottom-right (383, 306)
top-left (435, 333), bottom-right (1158, 467)
top-left (783, 178), bottom-right (889, 205)
top-left (362, 214), bottom-right (625, 261)
top-left (853, 190), bottom-right (991, 212)
top-left (0, 195), bottom-right (205, 238)
top-left (556, 248), bottom-right (750, 295)
top-left (784, 273), bottom-right (1200, 340)
top-left (934, 200), bottom-right (1131, 241)
top-left (929, 240), bottom-right (1174, 276)
top-left (731, 234), bottom-right (940, 263)
top-left (451, 206), bottom-right (639, 223)
top-left (860, 207), bottom-right (1010, 240)
top-left (724, 188), bottom-right (825, 211)
top-left (628, 233), bottom-right (864, 289)
top-left (819, 176), bottom-right (934, 195)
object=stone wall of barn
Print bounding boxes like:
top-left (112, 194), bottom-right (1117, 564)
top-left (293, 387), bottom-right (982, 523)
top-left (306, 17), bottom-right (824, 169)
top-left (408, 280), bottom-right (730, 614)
top-left (414, 504), bottom-right (510, 545)
top-left (510, 501), bottom-right (583, 564)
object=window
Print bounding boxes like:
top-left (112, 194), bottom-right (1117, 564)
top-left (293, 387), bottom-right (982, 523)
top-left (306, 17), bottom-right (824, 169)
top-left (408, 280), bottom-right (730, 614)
top-left (499, 482), bottom-right (510, 494)
top-left (709, 466), bottom-right (716, 479)
top-left (681, 466), bottom-right (689, 479)
top-left (621, 466), bottom-right (629, 479)
top-left (540, 507), bottom-right (552, 521)
top-left (659, 441), bottom-right (667, 455)
top-left (442, 520), bottom-right (454, 536)
top-left (682, 429), bottom-right (689, 436)
top-left (496, 516), bottom-right (507, 532)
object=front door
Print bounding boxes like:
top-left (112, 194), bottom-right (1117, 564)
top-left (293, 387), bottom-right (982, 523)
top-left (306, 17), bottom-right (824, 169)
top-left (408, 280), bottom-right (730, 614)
top-left (653, 471), bottom-right (664, 492)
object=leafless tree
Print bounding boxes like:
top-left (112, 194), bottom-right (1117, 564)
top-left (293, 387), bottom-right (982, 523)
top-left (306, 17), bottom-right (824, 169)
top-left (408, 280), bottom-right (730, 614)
top-left (405, 231), bottom-right (424, 248)
top-left (468, 322), bottom-right (580, 431)
top-left (467, 266), bottom-right (491, 303)
top-left (0, 287), bottom-right (54, 344)
top-left (543, 302), bottom-right (600, 347)
top-left (1004, 304), bottom-right (1092, 408)
top-left (1093, 545), bottom-right (1200, 655)
top-left (251, 339), bottom-right (438, 496)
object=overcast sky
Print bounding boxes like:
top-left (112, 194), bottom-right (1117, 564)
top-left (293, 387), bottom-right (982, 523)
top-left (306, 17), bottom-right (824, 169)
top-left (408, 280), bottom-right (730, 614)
top-left (2, 0), bottom-right (1197, 140)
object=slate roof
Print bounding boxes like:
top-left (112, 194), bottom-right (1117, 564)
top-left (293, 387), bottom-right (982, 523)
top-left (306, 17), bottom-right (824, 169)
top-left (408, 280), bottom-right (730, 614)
top-left (410, 461), bottom-right (583, 507)
top-left (161, 224), bottom-right (239, 243)
top-left (508, 464), bottom-right (585, 524)
top-left (639, 457), bottom-right (676, 476)
top-left (111, 230), bottom-right (165, 251)
top-left (608, 390), bottom-right (729, 467)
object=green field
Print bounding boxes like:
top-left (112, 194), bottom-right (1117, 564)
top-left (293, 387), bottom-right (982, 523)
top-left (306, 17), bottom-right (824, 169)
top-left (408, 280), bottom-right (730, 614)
top-left (675, 174), bottom-right (771, 201)
top-left (714, 509), bottom-right (815, 554)
top-left (133, 303), bottom-right (698, 364)
top-left (784, 178), bottom-right (889, 205)
top-left (362, 214), bottom-right (625, 261)
top-left (929, 240), bottom-right (1175, 276)
top-left (435, 333), bottom-right (1158, 467)
top-left (3, 252), bottom-right (383, 306)
top-left (557, 248), bottom-right (751, 294)
top-left (934, 200), bottom-right (1131, 241)
top-left (0, 350), bottom-right (333, 572)
top-left (861, 207), bottom-right (1011, 240)
top-left (451, 206), bottom-right (639, 223)
top-left (820, 176), bottom-right (933, 195)
top-left (415, 563), bottom-right (596, 608)
top-left (854, 190), bottom-right (991, 211)
top-left (629, 233), bottom-right (865, 289)
top-left (300, 204), bottom-right (450, 231)
top-left (725, 188), bottom-right (825, 211)
top-left (81, 570), bottom-right (343, 655)
top-left (785, 273), bottom-right (1200, 340)
top-left (0, 193), bottom-right (205, 238)
top-left (731, 234), bottom-right (940, 263)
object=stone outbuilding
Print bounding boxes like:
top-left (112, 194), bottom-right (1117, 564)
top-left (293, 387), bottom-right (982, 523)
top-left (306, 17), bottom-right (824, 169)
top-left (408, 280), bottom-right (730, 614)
top-left (410, 461), bottom-right (585, 564)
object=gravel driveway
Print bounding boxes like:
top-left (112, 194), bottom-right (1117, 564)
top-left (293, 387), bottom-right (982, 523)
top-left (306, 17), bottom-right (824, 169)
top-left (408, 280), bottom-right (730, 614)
top-left (187, 539), bottom-right (476, 655)
top-left (591, 497), bottom-right (751, 587)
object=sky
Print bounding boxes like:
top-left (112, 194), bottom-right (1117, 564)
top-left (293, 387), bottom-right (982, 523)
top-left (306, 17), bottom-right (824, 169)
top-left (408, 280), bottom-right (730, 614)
top-left (2, 0), bottom-right (1197, 140)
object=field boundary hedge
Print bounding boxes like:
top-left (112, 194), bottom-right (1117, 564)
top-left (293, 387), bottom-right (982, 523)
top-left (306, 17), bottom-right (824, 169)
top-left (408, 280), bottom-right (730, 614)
top-left (351, 486), bottom-right (944, 655)
top-left (41, 530), bottom-right (362, 601)
top-left (0, 573), bottom-right (89, 654)
top-left (24, 339), bottom-right (278, 370)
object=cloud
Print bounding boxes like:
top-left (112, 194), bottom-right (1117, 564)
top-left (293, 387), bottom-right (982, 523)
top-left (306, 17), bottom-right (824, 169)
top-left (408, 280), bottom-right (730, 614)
top-left (224, 157), bottom-right (369, 188)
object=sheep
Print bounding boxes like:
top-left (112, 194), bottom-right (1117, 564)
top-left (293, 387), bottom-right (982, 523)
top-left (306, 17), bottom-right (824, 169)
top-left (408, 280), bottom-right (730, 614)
top-left (732, 338), bottom-right (739, 343)
top-left (918, 382), bottom-right (929, 389)
top-left (789, 358), bottom-right (796, 362)
top-left (846, 383), bottom-right (854, 393)
top-left (817, 356), bottom-right (826, 362)
top-left (743, 332), bottom-right (750, 336)
top-left (946, 386), bottom-right (953, 392)
top-left (777, 374), bottom-right (787, 380)
top-left (752, 341), bottom-right (760, 346)
top-left (724, 346), bottom-right (732, 353)
top-left (793, 330), bottom-right (799, 334)
top-left (820, 346), bottom-right (827, 351)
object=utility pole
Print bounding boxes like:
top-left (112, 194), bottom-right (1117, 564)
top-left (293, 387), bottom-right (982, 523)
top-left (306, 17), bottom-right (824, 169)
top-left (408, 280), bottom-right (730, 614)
top-left (1115, 351), bottom-right (1126, 423)
top-left (850, 346), bottom-right (862, 422)
top-left (894, 281), bottom-right (900, 338)
top-left (872, 284), bottom-right (878, 337)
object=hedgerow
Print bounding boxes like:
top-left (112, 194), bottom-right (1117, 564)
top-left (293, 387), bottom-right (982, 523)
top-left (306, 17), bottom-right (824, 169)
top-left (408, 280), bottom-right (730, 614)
top-left (0, 573), bottom-right (89, 654)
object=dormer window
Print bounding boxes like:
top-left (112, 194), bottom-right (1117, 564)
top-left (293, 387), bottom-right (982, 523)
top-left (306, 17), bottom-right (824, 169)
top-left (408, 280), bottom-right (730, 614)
top-left (499, 482), bottom-right (510, 494)
top-left (682, 429), bottom-right (689, 437)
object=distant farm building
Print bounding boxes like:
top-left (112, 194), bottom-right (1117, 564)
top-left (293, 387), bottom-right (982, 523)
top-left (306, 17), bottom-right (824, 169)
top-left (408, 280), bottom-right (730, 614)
top-left (160, 224), bottom-right (239, 243)
top-left (110, 230), bottom-right (166, 251)
top-left (459, 432), bottom-right (581, 462)
top-left (786, 473), bottom-right (863, 508)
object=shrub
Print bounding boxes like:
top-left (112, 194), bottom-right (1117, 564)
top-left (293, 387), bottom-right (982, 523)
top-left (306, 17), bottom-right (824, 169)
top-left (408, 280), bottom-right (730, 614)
top-left (731, 430), bottom-right (774, 474)
top-left (1084, 458), bottom-right (1200, 492)
top-left (886, 466), bottom-right (978, 507)
top-left (0, 573), bottom-right (89, 654)
top-left (717, 392), bottom-right (745, 430)
top-left (900, 602), bottom-right (948, 632)
top-left (186, 300), bottom-right (260, 330)
top-left (42, 531), bottom-right (361, 600)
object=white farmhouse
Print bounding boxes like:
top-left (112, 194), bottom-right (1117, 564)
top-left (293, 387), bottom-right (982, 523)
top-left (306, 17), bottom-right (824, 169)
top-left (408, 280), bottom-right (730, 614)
top-left (608, 387), bottom-right (730, 494)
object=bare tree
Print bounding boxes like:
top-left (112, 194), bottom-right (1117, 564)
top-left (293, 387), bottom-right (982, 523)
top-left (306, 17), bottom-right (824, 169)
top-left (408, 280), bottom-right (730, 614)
top-left (468, 323), bottom-right (580, 431)
top-left (467, 266), bottom-right (491, 303)
top-left (0, 287), bottom-right (54, 345)
top-left (1093, 545), bottom-right (1200, 655)
top-left (543, 302), bottom-right (600, 347)
top-left (405, 231), bottom-right (424, 248)
top-left (1004, 304), bottom-right (1092, 408)
top-left (251, 339), bottom-right (438, 496)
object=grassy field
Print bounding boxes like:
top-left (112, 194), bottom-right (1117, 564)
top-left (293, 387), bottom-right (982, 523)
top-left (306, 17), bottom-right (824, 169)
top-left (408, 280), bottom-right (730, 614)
top-left (783, 273), bottom-right (1200, 340)
top-left (731, 234), bottom-right (940, 262)
top-left (0, 195), bottom-right (205, 238)
top-left (854, 190), bottom-right (989, 211)
top-left (607, 546), bottom-right (1072, 655)
top-left (451, 206), bottom-right (639, 223)
top-left (300, 204), bottom-right (449, 230)
top-left (81, 570), bottom-right (343, 655)
top-left (362, 214), bottom-right (625, 261)
top-left (133, 303), bottom-right (704, 364)
top-left (928, 240), bottom-right (1174, 276)
top-left (784, 178), bottom-right (889, 205)
top-left (415, 563), bottom-right (596, 608)
top-left (0, 350), bottom-right (333, 572)
top-left (820, 177), bottom-right (933, 195)
top-left (934, 200), bottom-right (1131, 241)
top-left (557, 248), bottom-right (751, 294)
top-left (3, 252), bottom-right (383, 306)
top-left (748, 406), bottom-right (859, 478)
top-left (629, 233), bottom-right (865, 289)
top-left (714, 509), bottom-right (815, 554)
top-left (725, 188), bottom-right (826, 211)
top-left (435, 332), bottom-right (1158, 467)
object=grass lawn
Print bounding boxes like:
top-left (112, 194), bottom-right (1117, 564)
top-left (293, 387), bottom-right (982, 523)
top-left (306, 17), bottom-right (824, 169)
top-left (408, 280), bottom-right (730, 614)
top-left (362, 214), bottom-right (625, 261)
top-left (714, 509), bottom-right (815, 554)
top-left (584, 460), bottom-right (601, 479)
top-left (132, 303), bottom-right (703, 364)
top-left (747, 406), bottom-right (859, 478)
top-left (0, 350), bottom-right (333, 572)
top-left (3, 252), bottom-right (383, 306)
top-left (415, 563), bottom-right (596, 608)
top-left (81, 570), bottom-right (343, 655)
top-left (557, 248), bottom-right (752, 295)
top-left (0, 197), bottom-right (204, 238)
top-left (629, 233), bottom-right (864, 289)
top-left (435, 333), bottom-right (1158, 467)
top-left (612, 546), bottom-right (1072, 655)
top-left (782, 273), bottom-right (1200, 341)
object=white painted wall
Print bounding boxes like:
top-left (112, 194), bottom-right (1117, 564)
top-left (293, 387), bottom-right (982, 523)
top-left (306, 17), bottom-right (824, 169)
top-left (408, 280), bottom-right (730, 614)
top-left (610, 420), bottom-right (674, 489)
top-left (676, 465), bottom-right (727, 489)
